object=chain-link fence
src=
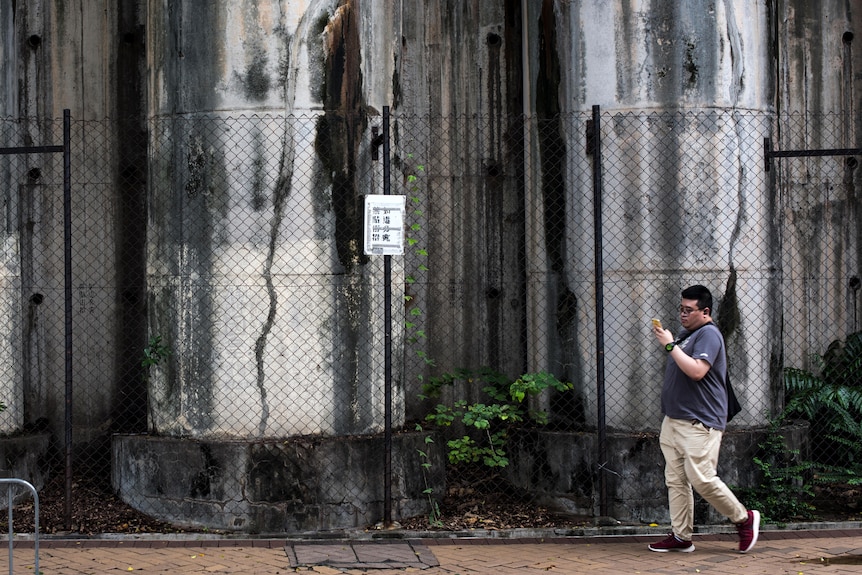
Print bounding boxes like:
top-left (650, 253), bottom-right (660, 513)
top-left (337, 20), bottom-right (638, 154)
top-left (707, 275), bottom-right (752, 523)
top-left (0, 108), bottom-right (858, 532)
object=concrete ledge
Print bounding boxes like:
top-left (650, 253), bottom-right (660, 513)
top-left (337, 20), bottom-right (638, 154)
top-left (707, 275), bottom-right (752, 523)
top-left (0, 432), bottom-right (50, 504)
top-left (506, 422), bottom-right (810, 524)
top-left (111, 431), bottom-right (444, 534)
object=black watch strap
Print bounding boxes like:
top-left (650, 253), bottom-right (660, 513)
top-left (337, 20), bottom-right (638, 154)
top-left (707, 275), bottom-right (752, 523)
top-left (665, 342), bottom-right (675, 352)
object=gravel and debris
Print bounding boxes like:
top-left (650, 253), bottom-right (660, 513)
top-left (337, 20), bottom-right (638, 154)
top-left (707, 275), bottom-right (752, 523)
top-left (2, 471), bottom-right (857, 535)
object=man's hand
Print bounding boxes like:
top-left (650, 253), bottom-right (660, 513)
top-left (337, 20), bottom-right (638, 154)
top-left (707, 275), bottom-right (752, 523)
top-left (652, 324), bottom-right (673, 346)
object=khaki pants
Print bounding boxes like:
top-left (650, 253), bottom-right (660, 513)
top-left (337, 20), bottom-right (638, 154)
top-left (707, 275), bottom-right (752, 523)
top-left (659, 415), bottom-right (748, 541)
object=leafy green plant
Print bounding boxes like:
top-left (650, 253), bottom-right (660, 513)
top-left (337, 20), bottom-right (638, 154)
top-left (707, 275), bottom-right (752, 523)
top-left (421, 368), bottom-right (573, 468)
top-left (415, 424), bottom-right (444, 527)
top-left (736, 417), bottom-right (815, 524)
top-left (142, 335), bottom-right (171, 383)
top-left (784, 330), bottom-right (862, 485)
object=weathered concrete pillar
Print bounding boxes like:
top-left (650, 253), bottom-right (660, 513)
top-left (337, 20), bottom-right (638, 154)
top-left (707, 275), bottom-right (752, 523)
top-left (0, 1), bottom-right (15, 115)
top-left (392, 1), bottom-right (528, 420)
top-left (555, 1), bottom-right (779, 430)
top-left (778, 1), bottom-right (862, 370)
top-left (0, 186), bottom-right (23, 435)
top-left (0, 0), bottom-right (23, 435)
top-left (0, 0), bottom-right (131, 452)
top-left (112, 1), bottom-right (421, 531)
top-left (0, 3), bottom-right (28, 435)
top-left (146, 0), bottom-right (403, 438)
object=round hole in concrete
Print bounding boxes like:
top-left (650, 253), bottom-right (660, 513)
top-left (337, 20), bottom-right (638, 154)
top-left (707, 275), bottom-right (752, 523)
top-left (484, 161), bottom-right (502, 177)
top-left (29, 293), bottom-right (44, 305)
top-left (28, 167), bottom-right (42, 182)
top-left (487, 33), bottom-right (501, 47)
top-left (27, 34), bottom-right (42, 49)
top-left (843, 31), bottom-right (854, 45)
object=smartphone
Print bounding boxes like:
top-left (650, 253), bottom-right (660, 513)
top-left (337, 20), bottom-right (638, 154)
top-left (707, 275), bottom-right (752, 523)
top-left (651, 318), bottom-right (663, 330)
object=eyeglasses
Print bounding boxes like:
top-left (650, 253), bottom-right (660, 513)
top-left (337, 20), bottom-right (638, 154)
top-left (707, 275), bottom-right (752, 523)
top-left (679, 306), bottom-right (701, 315)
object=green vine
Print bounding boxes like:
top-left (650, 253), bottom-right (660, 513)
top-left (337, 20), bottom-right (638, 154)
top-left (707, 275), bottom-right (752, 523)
top-left (404, 157), bottom-right (430, 367)
top-left (402, 154), bottom-right (441, 526)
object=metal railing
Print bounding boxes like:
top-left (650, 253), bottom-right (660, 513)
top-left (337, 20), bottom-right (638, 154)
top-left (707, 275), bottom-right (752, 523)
top-left (1, 479), bottom-right (39, 575)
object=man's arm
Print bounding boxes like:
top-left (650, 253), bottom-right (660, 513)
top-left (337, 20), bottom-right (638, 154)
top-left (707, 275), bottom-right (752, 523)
top-left (652, 326), bottom-right (712, 380)
top-left (667, 348), bottom-right (711, 380)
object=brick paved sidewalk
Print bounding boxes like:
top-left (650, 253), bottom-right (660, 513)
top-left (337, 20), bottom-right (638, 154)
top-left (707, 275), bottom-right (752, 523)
top-left (3, 528), bottom-right (862, 574)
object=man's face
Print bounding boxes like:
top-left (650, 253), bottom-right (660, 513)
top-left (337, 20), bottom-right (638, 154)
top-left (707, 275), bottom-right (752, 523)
top-left (679, 298), bottom-right (709, 330)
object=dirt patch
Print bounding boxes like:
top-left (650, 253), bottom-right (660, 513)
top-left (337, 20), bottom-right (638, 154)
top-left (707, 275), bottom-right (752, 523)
top-left (399, 471), bottom-right (596, 531)
top-left (2, 472), bottom-right (858, 535)
top-left (1, 474), bottom-right (183, 535)
top-left (810, 481), bottom-right (862, 522)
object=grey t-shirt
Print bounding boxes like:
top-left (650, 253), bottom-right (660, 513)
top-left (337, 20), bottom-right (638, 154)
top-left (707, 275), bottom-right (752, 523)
top-left (660, 323), bottom-right (728, 430)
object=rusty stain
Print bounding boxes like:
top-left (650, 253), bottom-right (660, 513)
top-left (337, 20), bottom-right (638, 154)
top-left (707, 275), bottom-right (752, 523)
top-left (325, 1), bottom-right (364, 115)
top-left (315, 0), bottom-right (368, 272)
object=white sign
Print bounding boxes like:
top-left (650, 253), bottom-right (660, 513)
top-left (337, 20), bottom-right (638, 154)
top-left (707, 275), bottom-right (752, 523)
top-left (364, 195), bottom-right (406, 255)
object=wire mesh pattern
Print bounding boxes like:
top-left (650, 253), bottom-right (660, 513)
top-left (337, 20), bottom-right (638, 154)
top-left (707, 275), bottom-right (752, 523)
top-left (0, 108), bottom-right (858, 530)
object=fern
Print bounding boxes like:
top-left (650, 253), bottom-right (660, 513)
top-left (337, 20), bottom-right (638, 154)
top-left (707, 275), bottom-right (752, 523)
top-left (783, 331), bottom-right (862, 484)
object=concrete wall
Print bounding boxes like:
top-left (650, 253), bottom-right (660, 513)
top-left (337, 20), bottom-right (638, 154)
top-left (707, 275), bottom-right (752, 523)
top-left (2, 0), bottom-right (856, 440)
top-left (0, 434), bottom-right (50, 500)
top-left (393, 2), bottom-right (528, 417)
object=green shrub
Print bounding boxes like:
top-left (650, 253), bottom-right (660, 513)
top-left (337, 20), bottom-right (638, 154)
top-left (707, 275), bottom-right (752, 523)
top-left (420, 368), bottom-right (573, 468)
top-left (736, 418), bottom-right (815, 523)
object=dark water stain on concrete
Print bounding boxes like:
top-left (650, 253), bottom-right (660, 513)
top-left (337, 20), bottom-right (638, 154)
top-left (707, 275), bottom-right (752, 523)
top-left (312, 0), bottom-right (373, 433)
top-left (818, 555), bottom-right (862, 565)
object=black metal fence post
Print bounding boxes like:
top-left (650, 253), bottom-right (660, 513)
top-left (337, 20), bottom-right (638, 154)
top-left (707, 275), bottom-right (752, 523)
top-left (63, 109), bottom-right (73, 531)
top-left (382, 106), bottom-right (394, 527)
top-left (590, 104), bottom-right (608, 517)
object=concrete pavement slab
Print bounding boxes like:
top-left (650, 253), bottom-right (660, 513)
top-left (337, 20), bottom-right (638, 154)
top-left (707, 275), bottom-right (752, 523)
top-left (2, 527), bottom-right (862, 574)
top-left (287, 541), bottom-right (438, 569)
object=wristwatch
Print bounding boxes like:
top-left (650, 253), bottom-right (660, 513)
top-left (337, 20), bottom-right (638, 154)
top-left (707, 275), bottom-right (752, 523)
top-left (665, 342), bottom-right (675, 352)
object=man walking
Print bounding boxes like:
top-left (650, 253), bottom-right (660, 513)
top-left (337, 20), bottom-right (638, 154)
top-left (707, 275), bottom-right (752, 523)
top-left (649, 285), bottom-right (759, 553)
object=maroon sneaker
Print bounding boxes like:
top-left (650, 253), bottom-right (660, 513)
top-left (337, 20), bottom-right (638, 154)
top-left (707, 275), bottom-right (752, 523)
top-left (737, 510), bottom-right (760, 553)
top-left (648, 533), bottom-right (695, 553)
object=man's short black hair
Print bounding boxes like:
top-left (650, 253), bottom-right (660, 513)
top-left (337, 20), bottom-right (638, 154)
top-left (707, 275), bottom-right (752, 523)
top-left (681, 284), bottom-right (713, 313)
